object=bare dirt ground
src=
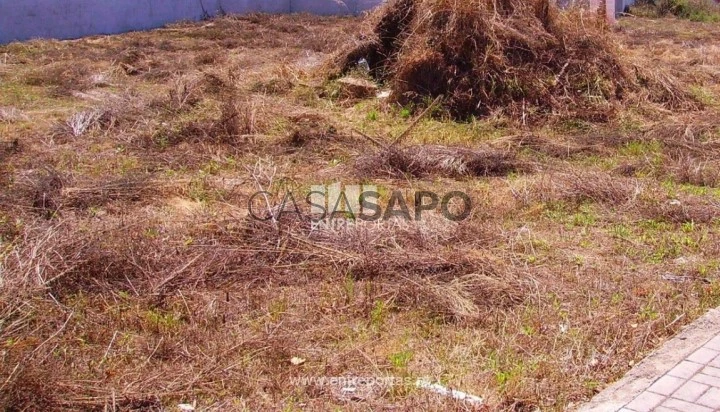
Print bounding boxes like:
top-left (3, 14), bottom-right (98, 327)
top-left (1, 13), bottom-right (720, 411)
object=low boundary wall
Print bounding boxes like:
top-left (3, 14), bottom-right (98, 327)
top-left (0, 0), bottom-right (384, 44)
top-left (0, 0), bottom-right (634, 45)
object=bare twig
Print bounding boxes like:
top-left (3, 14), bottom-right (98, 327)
top-left (31, 310), bottom-right (74, 357)
top-left (245, 159), bottom-right (278, 232)
top-left (390, 95), bottom-right (443, 148)
top-left (101, 331), bottom-right (119, 364)
top-left (352, 128), bottom-right (389, 149)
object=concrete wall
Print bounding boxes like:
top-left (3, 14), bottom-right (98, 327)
top-left (559, 0), bottom-right (635, 17)
top-left (0, 0), bottom-right (635, 45)
top-left (0, 0), bottom-right (385, 44)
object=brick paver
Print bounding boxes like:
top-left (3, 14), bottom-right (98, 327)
top-left (620, 342), bottom-right (720, 411)
top-left (647, 375), bottom-right (684, 396)
top-left (698, 388), bottom-right (720, 408)
top-left (580, 309), bottom-right (720, 412)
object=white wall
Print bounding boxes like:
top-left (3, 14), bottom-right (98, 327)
top-left (558, 0), bottom-right (635, 15)
top-left (0, 0), bottom-right (385, 44)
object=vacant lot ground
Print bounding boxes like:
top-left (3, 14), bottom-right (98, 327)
top-left (1, 13), bottom-right (720, 411)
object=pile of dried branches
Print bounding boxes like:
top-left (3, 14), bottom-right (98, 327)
top-left (328, 0), bottom-right (630, 120)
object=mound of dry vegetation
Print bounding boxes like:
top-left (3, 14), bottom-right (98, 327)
top-left (329, 0), bottom-right (630, 120)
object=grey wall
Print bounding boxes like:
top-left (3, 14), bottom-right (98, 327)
top-left (0, 0), bottom-right (385, 44)
top-left (619, 0), bottom-right (636, 13)
top-left (558, 0), bottom-right (635, 14)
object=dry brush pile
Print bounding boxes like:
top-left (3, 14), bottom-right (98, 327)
top-left (329, 0), bottom-right (628, 120)
top-left (328, 0), bottom-right (697, 120)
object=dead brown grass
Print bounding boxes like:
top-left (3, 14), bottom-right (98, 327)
top-left (236, 207), bottom-right (525, 324)
top-left (502, 134), bottom-right (608, 159)
top-left (645, 119), bottom-right (720, 159)
top-left (0, 107), bottom-right (29, 123)
top-left (664, 155), bottom-right (720, 187)
top-left (515, 170), bottom-right (643, 207)
top-left (22, 60), bottom-right (95, 96)
top-left (357, 144), bottom-right (520, 178)
top-left (639, 194), bottom-right (720, 224)
top-left (175, 99), bottom-right (266, 145)
top-left (632, 63), bottom-right (704, 110)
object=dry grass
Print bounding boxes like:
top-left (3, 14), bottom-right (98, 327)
top-left (2, 12), bottom-right (720, 412)
top-left (327, 0), bottom-right (672, 121)
top-left (59, 109), bottom-right (104, 138)
top-left (0, 107), bottom-right (29, 123)
top-left (327, 0), bottom-right (708, 124)
top-left (629, 0), bottom-right (720, 21)
top-left (22, 60), bottom-right (94, 96)
top-left (501, 134), bottom-right (608, 159)
top-left (664, 154), bottom-right (720, 187)
top-left (631, 62), bottom-right (704, 109)
top-left (357, 144), bottom-right (520, 178)
top-left (520, 170), bottom-right (643, 206)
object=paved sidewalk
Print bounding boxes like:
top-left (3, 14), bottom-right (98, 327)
top-left (579, 308), bottom-right (720, 412)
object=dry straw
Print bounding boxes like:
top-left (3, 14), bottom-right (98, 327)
top-left (327, 0), bottom-right (696, 120)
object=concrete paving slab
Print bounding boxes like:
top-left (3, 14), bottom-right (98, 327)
top-left (578, 308), bottom-right (720, 412)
